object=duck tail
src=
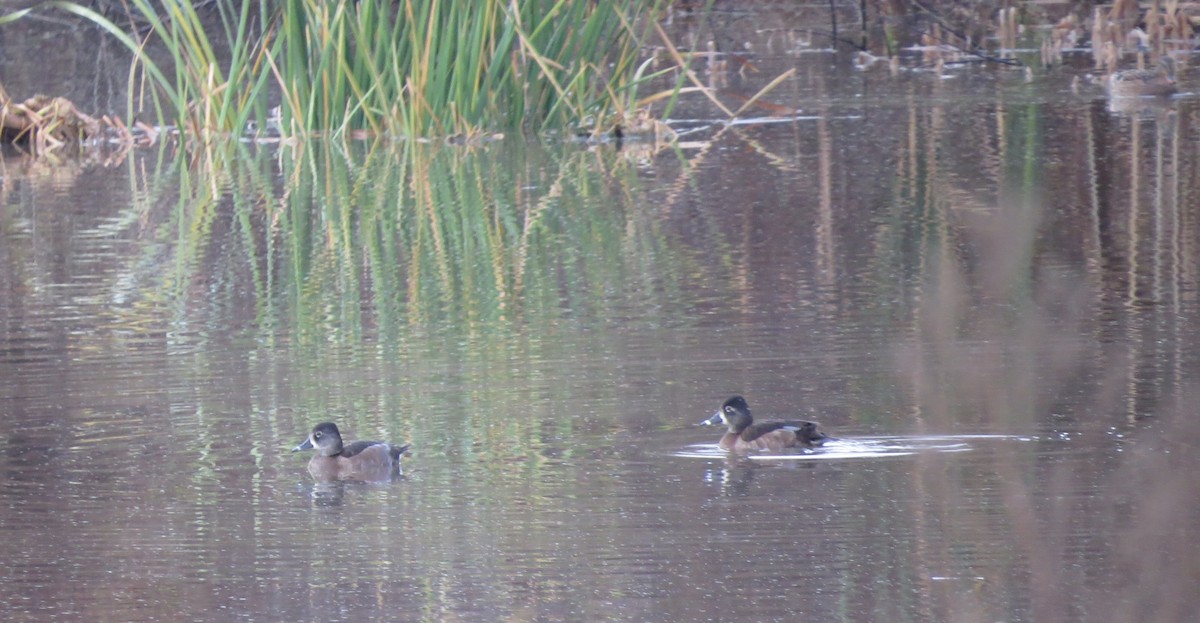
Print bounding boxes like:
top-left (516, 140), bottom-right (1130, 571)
top-left (801, 423), bottom-right (832, 446)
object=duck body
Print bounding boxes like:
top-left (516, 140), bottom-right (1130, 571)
top-left (701, 396), bottom-right (830, 452)
top-left (292, 422), bottom-right (408, 481)
top-left (1108, 57), bottom-right (1177, 97)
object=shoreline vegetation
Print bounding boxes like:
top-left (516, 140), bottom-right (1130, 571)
top-left (2, 0), bottom-right (676, 150)
top-left (0, 0), bottom-right (1195, 153)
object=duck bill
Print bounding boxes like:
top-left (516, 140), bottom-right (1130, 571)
top-left (699, 412), bottom-right (723, 426)
top-left (292, 436), bottom-right (314, 453)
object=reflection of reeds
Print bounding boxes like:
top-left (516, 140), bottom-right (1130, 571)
top-left (148, 140), bottom-right (689, 348)
top-left (874, 44), bottom-right (1200, 617)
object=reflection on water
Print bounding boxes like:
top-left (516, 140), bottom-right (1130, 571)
top-left (4, 11), bottom-right (1200, 623)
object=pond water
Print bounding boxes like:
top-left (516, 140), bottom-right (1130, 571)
top-left (3, 5), bottom-right (1200, 623)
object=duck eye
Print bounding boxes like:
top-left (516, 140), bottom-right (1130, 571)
top-left (724, 406), bottom-right (734, 413)
top-left (314, 432), bottom-right (323, 439)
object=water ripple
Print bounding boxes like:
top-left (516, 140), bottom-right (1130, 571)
top-left (672, 434), bottom-right (1029, 460)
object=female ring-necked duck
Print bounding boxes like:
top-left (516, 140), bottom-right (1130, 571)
top-left (292, 422), bottom-right (409, 481)
top-left (700, 396), bottom-right (830, 452)
top-left (1108, 56), bottom-right (1177, 97)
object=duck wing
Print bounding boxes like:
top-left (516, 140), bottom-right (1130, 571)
top-left (340, 439), bottom-right (386, 458)
top-left (741, 420), bottom-right (828, 446)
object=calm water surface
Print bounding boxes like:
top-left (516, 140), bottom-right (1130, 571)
top-left (4, 8), bottom-right (1200, 623)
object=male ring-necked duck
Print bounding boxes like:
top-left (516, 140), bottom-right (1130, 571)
top-left (700, 396), bottom-right (830, 452)
top-left (292, 422), bottom-right (409, 481)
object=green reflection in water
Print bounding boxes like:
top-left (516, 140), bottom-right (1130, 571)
top-left (136, 139), bottom-right (701, 466)
top-left (243, 141), bottom-right (689, 343)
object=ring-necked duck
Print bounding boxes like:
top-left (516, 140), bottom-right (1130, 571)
top-left (1108, 57), bottom-right (1177, 97)
top-left (700, 396), bottom-right (830, 452)
top-left (292, 422), bottom-right (409, 481)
